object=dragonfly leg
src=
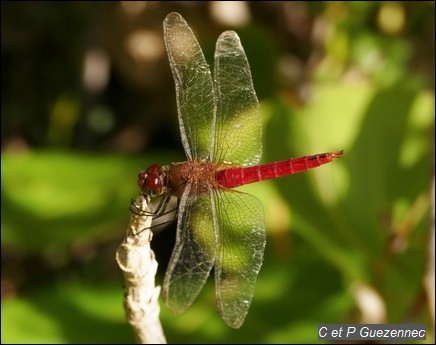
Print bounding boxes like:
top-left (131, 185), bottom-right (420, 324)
top-left (147, 198), bottom-right (179, 229)
top-left (154, 194), bottom-right (172, 215)
top-left (129, 194), bottom-right (179, 234)
top-left (129, 193), bottom-right (170, 216)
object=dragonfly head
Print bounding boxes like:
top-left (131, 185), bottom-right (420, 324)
top-left (137, 163), bottom-right (166, 197)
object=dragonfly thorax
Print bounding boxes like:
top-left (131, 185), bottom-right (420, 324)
top-left (137, 163), bottom-right (167, 197)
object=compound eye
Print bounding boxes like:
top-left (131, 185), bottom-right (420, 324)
top-left (146, 174), bottom-right (160, 191)
top-left (145, 173), bottom-right (162, 196)
top-left (137, 171), bottom-right (147, 189)
top-left (138, 164), bottom-right (164, 196)
top-left (146, 164), bottom-right (160, 174)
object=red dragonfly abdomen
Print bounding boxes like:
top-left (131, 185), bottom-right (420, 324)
top-left (216, 150), bottom-right (343, 189)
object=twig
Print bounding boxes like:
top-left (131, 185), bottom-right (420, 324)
top-left (116, 194), bottom-right (167, 344)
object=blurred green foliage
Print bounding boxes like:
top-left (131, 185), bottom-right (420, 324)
top-left (1, 1), bottom-right (434, 344)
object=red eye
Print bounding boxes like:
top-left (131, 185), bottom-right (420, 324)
top-left (146, 174), bottom-right (160, 191)
top-left (146, 164), bottom-right (160, 174)
top-left (138, 164), bottom-right (163, 196)
top-left (137, 171), bottom-right (147, 189)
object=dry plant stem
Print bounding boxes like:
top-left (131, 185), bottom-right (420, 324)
top-left (116, 194), bottom-right (166, 344)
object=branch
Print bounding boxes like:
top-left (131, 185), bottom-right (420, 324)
top-left (116, 194), bottom-right (166, 344)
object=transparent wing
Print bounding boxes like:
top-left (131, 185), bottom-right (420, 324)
top-left (213, 31), bottom-right (262, 166)
top-left (163, 182), bottom-right (216, 314)
top-left (163, 12), bottom-right (215, 161)
top-left (213, 190), bottom-right (266, 328)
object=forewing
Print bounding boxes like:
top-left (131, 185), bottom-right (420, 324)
top-left (213, 190), bottom-right (266, 328)
top-left (213, 31), bottom-right (262, 166)
top-left (163, 182), bottom-right (216, 314)
top-left (163, 12), bottom-right (215, 161)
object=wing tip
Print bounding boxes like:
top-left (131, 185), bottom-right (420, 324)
top-left (217, 30), bottom-right (241, 46)
top-left (165, 11), bottom-right (182, 21)
top-left (164, 12), bottom-right (187, 29)
top-left (217, 299), bottom-right (246, 329)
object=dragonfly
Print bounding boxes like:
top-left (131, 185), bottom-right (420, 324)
top-left (137, 12), bottom-right (343, 329)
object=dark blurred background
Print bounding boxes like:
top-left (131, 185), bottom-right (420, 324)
top-left (1, 1), bottom-right (434, 343)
